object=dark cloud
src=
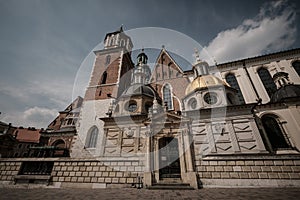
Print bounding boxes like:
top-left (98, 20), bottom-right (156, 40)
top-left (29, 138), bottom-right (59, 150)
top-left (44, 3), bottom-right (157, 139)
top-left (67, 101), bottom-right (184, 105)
top-left (0, 0), bottom-right (299, 128)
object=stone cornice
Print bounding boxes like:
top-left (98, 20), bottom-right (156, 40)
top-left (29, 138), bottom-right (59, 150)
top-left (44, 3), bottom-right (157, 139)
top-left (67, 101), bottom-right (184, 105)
top-left (216, 48), bottom-right (300, 71)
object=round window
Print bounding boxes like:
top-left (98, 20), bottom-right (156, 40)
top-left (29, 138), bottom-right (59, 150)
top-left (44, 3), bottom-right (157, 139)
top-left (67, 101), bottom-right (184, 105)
top-left (125, 101), bottom-right (137, 112)
top-left (188, 98), bottom-right (197, 109)
top-left (204, 93), bottom-right (218, 105)
top-left (128, 103), bottom-right (137, 112)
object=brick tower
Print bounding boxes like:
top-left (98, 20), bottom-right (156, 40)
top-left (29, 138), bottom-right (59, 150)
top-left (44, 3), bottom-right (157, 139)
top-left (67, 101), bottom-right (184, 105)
top-left (71, 27), bottom-right (134, 157)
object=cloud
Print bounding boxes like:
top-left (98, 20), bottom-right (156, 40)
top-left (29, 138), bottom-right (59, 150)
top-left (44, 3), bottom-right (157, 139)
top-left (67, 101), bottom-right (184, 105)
top-left (2, 107), bottom-right (57, 129)
top-left (200, 0), bottom-right (297, 64)
top-left (0, 78), bottom-right (73, 128)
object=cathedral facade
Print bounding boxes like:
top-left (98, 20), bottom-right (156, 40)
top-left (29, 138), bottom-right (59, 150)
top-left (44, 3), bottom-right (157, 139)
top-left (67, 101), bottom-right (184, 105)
top-left (69, 28), bottom-right (300, 188)
top-left (1, 27), bottom-right (300, 189)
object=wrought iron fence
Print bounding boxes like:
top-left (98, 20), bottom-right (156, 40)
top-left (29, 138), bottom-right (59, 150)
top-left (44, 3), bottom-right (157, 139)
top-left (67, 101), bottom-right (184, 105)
top-left (19, 161), bottom-right (54, 175)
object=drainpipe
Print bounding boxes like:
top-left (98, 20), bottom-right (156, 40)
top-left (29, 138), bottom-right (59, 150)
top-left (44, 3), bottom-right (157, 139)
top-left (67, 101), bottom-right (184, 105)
top-left (243, 61), bottom-right (260, 101)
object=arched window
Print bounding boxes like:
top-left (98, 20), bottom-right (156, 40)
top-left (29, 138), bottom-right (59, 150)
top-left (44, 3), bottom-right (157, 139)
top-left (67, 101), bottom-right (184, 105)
top-left (101, 71), bottom-right (107, 84)
top-left (52, 139), bottom-right (66, 148)
top-left (261, 115), bottom-right (290, 150)
top-left (163, 84), bottom-right (173, 110)
top-left (85, 126), bottom-right (98, 148)
top-left (225, 73), bottom-right (245, 104)
top-left (105, 55), bottom-right (111, 65)
top-left (257, 68), bottom-right (277, 98)
top-left (292, 60), bottom-right (300, 76)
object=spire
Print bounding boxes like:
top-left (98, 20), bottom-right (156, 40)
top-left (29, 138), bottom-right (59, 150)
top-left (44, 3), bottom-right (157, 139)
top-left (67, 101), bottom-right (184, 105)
top-left (192, 48), bottom-right (209, 78)
top-left (131, 49), bottom-right (151, 85)
top-left (193, 48), bottom-right (201, 63)
top-left (119, 25), bottom-right (123, 32)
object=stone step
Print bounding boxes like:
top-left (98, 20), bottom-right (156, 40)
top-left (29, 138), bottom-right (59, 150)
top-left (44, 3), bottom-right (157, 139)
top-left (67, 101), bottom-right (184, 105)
top-left (155, 183), bottom-right (191, 187)
top-left (160, 174), bottom-right (181, 179)
top-left (148, 179), bottom-right (194, 190)
top-left (147, 184), bottom-right (194, 190)
top-left (158, 178), bottom-right (184, 184)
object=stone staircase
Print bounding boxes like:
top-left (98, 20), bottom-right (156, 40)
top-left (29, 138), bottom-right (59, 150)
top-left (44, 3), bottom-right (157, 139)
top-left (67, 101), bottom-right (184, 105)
top-left (147, 178), bottom-right (194, 190)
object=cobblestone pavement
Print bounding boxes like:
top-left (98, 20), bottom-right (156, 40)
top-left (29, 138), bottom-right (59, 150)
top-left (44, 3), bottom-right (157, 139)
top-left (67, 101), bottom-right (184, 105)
top-left (1, 188), bottom-right (300, 200)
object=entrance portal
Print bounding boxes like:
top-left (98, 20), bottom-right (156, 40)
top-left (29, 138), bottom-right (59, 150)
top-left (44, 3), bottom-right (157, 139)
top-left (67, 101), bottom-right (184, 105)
top-left (159, 137), bottom-right (181, 179)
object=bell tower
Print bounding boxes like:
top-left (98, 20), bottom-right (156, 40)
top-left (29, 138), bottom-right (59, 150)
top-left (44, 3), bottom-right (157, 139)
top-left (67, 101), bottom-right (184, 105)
top-left (71, 27), bottom-right (134, 158)
top-left (84, 26), bottom-right (134, 101)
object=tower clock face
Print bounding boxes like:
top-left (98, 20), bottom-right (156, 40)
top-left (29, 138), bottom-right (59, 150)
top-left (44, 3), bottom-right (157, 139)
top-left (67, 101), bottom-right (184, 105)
top-left (204, 92), bottom-right (218, 105)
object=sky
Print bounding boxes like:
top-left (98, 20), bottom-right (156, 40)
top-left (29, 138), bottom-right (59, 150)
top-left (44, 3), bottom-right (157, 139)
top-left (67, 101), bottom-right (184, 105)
top-left (0, 0), bottom-right (299, 128)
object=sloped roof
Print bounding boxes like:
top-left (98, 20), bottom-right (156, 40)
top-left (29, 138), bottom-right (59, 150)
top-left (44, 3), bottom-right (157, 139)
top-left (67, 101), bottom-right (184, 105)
top-left (14, 128), bottom-right (40, 143)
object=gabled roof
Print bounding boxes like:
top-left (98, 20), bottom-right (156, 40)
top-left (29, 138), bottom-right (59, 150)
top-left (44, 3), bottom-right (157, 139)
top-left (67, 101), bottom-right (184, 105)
top-left (47, 96), bottom-right (83, 130)
top-left (150, 48), bottom-right (185, 81)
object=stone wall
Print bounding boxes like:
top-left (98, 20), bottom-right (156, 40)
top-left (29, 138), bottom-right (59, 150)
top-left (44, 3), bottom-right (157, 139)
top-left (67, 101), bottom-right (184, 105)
top-left (1, 155), bottom-right (300, 188)
top-left (0, 161), bottom-right (21, 183)
top-left (51, 160), bottom-right (143, 188)
top-left (0, 158), bottom-right (142, 188)
top-left (195, 155), bottom-right (300, 187)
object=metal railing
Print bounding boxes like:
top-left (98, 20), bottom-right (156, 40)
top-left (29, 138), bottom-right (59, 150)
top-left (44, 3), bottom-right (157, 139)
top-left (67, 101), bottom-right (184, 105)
top-left (19, 161), bottom-right (54, 175)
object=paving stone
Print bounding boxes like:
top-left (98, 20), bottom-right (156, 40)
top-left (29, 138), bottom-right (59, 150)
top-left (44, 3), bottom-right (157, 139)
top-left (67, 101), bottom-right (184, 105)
top-left (1, 188), bottom-right (296, 200)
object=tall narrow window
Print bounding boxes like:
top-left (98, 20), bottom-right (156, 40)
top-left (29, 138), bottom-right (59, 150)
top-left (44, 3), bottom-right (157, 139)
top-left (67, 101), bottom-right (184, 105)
top-left (120, 39), bottom-right (125, 47)
top-left (105, 55), bottom-right (111, 65)
top-left (261, 115), bottom-right (290, 150)
top-left (101, 71), bottom-right (107, 84)
top-left (86, 126), bottom-right (98, 148)
top-left (109, 38), bottom-right (114, 46)
top-left (257, 68), bottom-right (277, 98)
top-left (163, 84), bottom-right (173, 110)
top-left (292, 60), bottom-right (300, 76)
top-left (225, 73), bottom-right (245, 104)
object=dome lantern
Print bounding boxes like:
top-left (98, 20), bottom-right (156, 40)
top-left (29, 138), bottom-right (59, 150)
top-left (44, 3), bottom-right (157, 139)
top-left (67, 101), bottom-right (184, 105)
top-left (192, 48), bottom-right (209, 78)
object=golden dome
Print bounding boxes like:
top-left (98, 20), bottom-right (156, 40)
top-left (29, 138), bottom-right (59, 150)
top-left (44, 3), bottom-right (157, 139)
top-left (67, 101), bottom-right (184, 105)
top-left (185, 75), bottom-right (230, 95)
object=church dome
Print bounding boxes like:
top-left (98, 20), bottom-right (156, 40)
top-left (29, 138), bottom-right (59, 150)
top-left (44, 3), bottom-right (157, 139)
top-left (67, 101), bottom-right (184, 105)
top-left (185, 75), bottom-right (230, 95)
top-left (270, 84), bottom-right (300, 103)
top-left (122, 84), bottom-right (154, 98)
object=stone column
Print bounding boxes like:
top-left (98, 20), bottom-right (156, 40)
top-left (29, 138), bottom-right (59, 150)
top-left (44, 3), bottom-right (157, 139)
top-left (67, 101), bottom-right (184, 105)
top-left (182, 127), bottom-right (198, 189)
top-left (144, 132), bottom-right (152, 187)
top-left (183, 129), bottom-right (193, 172)
top-left (178, 131), bottom-right (186, 173)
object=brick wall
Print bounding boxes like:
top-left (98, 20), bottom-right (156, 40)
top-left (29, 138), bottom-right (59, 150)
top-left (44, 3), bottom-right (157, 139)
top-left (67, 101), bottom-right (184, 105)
top-left (1, 156), bottom-right (299, 188)
top-left (195, 156), bottom-right (300, 180)
top-left (0, 158), bottom-right (141, 188)
top-left (0, 161), bottom-right (21, 182)
top-left (51, 160), bottom-right (141, 186)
